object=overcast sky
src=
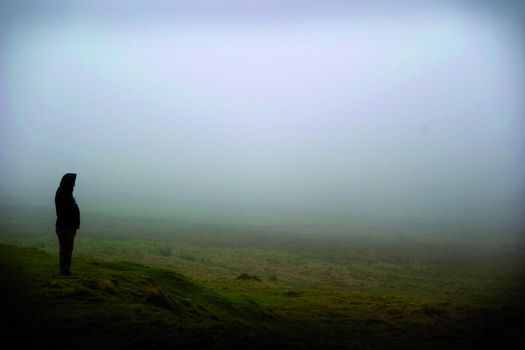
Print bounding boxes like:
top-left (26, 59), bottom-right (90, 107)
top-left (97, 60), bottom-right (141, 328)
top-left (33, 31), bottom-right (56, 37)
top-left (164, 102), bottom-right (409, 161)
top-left (1, 1), bottom-right (524, 231)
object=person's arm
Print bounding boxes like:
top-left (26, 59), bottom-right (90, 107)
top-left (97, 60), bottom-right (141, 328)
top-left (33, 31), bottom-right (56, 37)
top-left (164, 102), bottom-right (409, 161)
top-left (73, 202), bottom-right (80, 229)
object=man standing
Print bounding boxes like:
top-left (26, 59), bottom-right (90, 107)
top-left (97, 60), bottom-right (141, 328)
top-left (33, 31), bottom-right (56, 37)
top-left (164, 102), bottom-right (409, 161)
top-left (55, 173), bottom-right (80, 276)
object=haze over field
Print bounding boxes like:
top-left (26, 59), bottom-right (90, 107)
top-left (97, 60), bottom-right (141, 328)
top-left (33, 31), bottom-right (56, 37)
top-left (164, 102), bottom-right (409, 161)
top-left (1, 1), bottom-right (524, 233)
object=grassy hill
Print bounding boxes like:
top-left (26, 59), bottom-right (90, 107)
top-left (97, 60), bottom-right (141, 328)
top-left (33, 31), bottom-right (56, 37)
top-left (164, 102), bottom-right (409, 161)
top-left (0, 243), bottom-right (281, 349)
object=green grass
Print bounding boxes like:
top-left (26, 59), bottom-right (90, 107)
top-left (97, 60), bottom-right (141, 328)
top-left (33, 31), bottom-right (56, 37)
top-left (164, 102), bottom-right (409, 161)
top-left (0, 243), bottom-right (279, 349)
top-left (1, 217), bottom-right (525, 349)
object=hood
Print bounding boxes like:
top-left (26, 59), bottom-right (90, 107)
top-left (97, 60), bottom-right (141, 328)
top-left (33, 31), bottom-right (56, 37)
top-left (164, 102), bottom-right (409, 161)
top-left (60, 173), bottom-right (77, 189)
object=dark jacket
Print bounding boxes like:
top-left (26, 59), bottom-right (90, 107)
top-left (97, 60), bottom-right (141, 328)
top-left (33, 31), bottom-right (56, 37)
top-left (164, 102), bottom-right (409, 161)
top-left (55, 173), bottom-right (80, 230)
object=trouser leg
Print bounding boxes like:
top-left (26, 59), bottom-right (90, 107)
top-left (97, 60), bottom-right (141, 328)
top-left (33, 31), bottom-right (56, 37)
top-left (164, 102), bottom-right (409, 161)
top-left (65, 246), bottom-right (72, 271)
top-left (56, 229), bottom-right (66, 274)
top-left (56, 228), bottom-right (77, 275)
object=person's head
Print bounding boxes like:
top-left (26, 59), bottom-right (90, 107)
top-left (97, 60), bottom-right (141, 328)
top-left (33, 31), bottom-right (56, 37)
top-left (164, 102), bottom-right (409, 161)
top-left (60, 173), bottom-right (77, 191)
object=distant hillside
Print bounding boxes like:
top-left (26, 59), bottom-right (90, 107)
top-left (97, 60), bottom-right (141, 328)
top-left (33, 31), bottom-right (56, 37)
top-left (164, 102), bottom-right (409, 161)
top-left (0, 243), bottom-right (282, 349)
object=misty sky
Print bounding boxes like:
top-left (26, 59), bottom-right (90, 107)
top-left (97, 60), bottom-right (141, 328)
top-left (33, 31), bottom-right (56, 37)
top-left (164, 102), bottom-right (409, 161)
top-left (1, 1), bottom-right (524, 229)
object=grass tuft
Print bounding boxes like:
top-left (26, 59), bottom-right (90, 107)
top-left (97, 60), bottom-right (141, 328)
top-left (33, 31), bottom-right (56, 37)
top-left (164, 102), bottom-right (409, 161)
top-left (146, 286), bottom-right (173, 310)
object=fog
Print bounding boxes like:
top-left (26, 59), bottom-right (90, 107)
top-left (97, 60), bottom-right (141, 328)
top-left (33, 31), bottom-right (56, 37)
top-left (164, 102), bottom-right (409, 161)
top-left (1, 1), bottom-right (524, 234)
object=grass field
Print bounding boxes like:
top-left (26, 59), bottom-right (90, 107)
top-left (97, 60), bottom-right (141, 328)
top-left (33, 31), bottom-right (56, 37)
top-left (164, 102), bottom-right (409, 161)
top-left (1, 208), bottom-right (524, 349)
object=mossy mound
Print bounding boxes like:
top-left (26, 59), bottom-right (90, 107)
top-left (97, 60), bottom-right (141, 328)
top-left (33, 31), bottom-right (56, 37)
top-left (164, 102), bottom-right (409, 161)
top-left (236, 273), bottom-right (261, 282)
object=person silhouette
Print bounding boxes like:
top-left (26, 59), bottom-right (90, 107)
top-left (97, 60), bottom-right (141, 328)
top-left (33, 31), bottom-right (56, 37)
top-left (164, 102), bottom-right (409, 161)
top-left (55, 173), bottom-right (80, 276)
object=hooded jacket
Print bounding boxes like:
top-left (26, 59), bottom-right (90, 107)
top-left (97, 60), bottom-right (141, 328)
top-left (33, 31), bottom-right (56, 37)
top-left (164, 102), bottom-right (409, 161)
top-left (55, 173), bottom-right (80, 230)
